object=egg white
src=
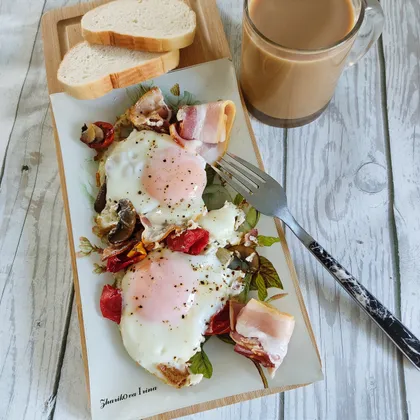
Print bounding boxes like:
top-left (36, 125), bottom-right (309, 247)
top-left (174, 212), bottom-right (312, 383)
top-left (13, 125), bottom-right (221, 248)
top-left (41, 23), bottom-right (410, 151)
top-left (197, 201), bottom-right (245, 250)
top-left (119, 247), bottom-right (244, 386)
top-left (104, 130), bottom-right (206, 236)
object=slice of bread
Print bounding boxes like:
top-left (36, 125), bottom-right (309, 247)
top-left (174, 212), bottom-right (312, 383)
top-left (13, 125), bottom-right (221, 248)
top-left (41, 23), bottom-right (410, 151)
top-left (81, 0), bottom-right (196, 52)
top-left (57, 42), bottom-right (179, 99)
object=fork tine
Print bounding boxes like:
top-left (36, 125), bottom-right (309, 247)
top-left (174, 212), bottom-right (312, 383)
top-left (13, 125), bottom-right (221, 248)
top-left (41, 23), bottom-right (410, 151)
top-left (217, 159), bottom-right (259, 193)
top-left (220, 156), bottom-right (264, 187)
top-left (212, 165), bottom-right (254, 202)
top-left (226, 152), bottom-right (272, 182)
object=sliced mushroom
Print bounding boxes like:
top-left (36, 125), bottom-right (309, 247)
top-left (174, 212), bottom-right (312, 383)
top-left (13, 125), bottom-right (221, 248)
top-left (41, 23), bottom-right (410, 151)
top-left (80, 123), bottom-right (104, 145)
top-left (94, 182), bottom-right (107, 213)
top-left (227, 245), bottom-right (260, 273)
top-left (216, 248), bottom-right (233, 265)
top-left (108, 199), bottom-right (137, 244)
top-left (80, 124), bottom-right (95, 144)
top-left (93, 124), bottom-right (104, 141)
top-left (93, 202), bottom-right (118, 238)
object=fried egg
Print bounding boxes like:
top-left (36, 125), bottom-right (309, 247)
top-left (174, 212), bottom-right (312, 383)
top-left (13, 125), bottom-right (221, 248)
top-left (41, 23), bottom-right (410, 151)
top-left (197, 201), bottom-right (245, 249)
top-left (119, 247), bottom-right (244, 387)
top-left (104, 130), bottom-right (207, 243)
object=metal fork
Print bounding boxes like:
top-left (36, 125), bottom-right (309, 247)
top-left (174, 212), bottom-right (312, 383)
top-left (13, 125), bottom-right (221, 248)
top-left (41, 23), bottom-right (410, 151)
top-left (213, 152), bottom-right (420, 370)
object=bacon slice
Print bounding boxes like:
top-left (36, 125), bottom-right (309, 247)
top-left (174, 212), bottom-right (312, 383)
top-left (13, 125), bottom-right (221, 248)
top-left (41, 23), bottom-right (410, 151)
top-left (229, 300), bottom-right (246, 330)
top-left (205, 302), bottom-right (230, 335)
top-left (129, 87), bottom-right (172, 133)
top-left (169, 101), bottom-right (236, 163)
top-left (230, 333), bottom-right (275, 368)
top-left (101, 239), bottom-right (138, 261)
top-left (230, 298), bottom-right (295, 377)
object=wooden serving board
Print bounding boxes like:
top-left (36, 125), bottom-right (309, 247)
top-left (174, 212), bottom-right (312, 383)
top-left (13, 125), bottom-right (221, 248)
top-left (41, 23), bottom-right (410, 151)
top-left (41, 1), bottom-right (320, 419)
top-left (42, 0), bottom-right (231, 95)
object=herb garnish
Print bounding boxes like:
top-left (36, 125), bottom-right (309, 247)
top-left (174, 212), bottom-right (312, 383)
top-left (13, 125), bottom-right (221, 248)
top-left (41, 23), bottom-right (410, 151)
top-left (77, 236), bottom-right (103, 257)
top-left (188, 339), bottom-right (213, 379)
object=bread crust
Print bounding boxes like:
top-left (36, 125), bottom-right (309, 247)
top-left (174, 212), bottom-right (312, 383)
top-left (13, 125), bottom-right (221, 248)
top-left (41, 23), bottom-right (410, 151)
top-left (82, 26), bottom-right (196, 53)
top-left (80, 0), bottom-right (196, 52)
top-left (57, 46), bottom-right (180, 100)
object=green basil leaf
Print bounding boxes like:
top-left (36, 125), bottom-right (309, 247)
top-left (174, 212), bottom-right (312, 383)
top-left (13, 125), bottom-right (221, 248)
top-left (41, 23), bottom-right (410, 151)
top-left (189, 347), bottom-right (213, 379)
top-left (238, 206), bottom-right (260, 232)
top-left (255, 273), bottom-right (268, 301)
top-left (137, 83), bottom-right (152, 97)
top-left (127, 82), bottom-right (153, 104)
top-left (81, 183), bottom-right (96, 207)
top-left (203, 184), bottom-right (232, 211)
top-left (233, 193), bottom-right (244, 206)
top-left (259, 255), bottom-right (283, 289)
top-left (165, 89), bottom-right (200, 113)
top-left (205, 164), bottom-right (216, 186)
top-left (249, 272), bottom-right (258, 291)
top-left (217, 334), bottom-right (236, 345)
top-left (170, 83), bottom-right (180, 96)
top-left (257, 235), bottom-right (281, 247)
top-left (237, 273), bottom-right (253, 303)
top-left (181, 90), bottom-right (200, 107)
top-left (77, 236), bottom-right (103, 257)
top-left (92, 263), bottom-right (106, 274)
top-left (246, 207), bottom-right (260, 228)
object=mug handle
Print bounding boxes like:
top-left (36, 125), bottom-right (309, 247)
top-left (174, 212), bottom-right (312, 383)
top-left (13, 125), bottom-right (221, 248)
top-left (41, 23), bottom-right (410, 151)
top-left (346, 0), bottom-right (384, 67)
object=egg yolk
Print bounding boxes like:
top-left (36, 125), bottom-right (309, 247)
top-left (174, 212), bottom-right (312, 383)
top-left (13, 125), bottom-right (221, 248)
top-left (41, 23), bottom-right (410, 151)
top-left (142, 147), bottom-right (206, 205)
top-left (126, 253), bottom-right (198, 324)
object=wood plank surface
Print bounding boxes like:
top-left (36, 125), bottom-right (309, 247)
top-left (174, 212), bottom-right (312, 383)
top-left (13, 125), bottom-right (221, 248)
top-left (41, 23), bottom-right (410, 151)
top-left (283, 44), bottom-right (405, 420)
top-left (52, 302), bottom-right (91, 420)
top-left (1, 0), bottom-right (420, 419)
top-left (0, 4), bottom-right (74, 417)
top-left (0, 0), bottom-right (47, 179)
top-left (382, 0), bottom-right (420, 417)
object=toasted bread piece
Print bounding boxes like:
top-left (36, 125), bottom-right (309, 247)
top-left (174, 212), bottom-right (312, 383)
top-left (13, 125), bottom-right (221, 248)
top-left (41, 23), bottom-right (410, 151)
top-left (157, 364), bottom-right (195, 388)
top-left (57, 42), bottom-right (179, 99)
top-left (81, 0), bottom-right (196, 52)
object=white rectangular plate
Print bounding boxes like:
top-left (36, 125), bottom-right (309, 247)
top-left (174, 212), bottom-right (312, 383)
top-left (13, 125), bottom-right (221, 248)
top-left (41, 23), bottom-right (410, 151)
top-left (50, 58), bottom-right (323, 420)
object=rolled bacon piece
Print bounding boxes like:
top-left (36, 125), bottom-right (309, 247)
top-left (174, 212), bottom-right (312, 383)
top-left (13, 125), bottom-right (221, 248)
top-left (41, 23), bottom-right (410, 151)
top-left (170, 100), bottom-right (236, 163)
top-left (230, 298), bottom-right (295, 377)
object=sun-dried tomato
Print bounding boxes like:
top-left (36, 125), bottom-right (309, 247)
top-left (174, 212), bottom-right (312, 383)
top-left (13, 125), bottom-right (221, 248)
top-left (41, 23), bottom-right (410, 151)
top-left (205, 302), bottom-right (230, 335)
top-left (106, 253), bottom-right (144, 273)
top-left (89, 121), bottom-right (115, 150)
top-left (166, 228), bottom-right (209, 255)
top-left (100, 284), bottom-right (122, 324)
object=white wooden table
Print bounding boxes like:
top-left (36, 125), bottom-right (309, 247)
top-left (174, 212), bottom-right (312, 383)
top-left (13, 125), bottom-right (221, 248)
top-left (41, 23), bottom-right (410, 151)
top-left (1, 0), bottom-right (419, 419)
